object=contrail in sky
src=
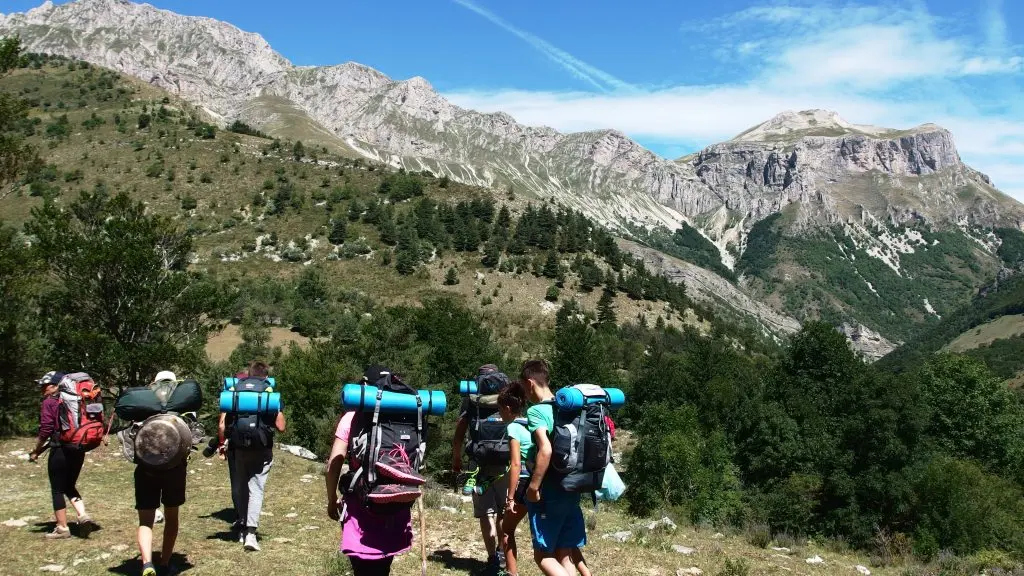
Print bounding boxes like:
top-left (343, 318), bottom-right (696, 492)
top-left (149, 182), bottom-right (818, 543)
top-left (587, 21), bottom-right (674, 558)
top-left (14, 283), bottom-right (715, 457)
top-left (452, 0), bottom-right (635, 93)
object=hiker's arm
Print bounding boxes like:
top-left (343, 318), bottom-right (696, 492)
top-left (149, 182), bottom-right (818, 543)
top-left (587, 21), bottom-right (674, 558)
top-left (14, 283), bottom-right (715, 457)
top-left (217, 412), bottom-right (227, 444)
top-left (529, 427), bottom-right (551, 492)
top-left (326, 436), bottom-right (347, 520)
top-left (29, 400), bottom-right (57, 461)
top-left (274, 411), bottom-right (286, 433)
top-left (506, 438), bottom-right (522, 510)
top-left (451, 415), bottom-right (468, 474)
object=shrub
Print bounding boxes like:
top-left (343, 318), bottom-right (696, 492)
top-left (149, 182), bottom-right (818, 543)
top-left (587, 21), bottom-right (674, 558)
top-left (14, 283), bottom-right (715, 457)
top-left (745, 523), bottom-right (771, 549)
top-left (718, 558), bottom-right (750, 576)
top-left (180, 196), bottom-right (197, 211)
top-left (545, 284), bottom-right (560, 302)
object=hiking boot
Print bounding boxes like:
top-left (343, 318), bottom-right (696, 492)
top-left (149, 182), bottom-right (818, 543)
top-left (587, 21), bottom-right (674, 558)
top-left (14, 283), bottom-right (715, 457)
top-left (243, 532), bottom-right (261, 551)
top-left (141, 563), bottom-right (157, 576)
top-left (45, 525), bottom-right (71, 540)
top-left (375, 444), bottom-right (425, 486)
top-left (78, 514), bottom-right (97, 537)
top-left (367, 483), bottom-right (421, 504)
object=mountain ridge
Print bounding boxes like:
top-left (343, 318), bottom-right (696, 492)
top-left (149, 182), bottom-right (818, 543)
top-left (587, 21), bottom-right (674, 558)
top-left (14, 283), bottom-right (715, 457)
top-left (3, 0), bottom-right (1023, 351)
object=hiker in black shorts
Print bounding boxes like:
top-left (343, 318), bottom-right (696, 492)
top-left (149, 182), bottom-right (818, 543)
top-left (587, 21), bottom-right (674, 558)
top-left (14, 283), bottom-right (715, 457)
top-left (134, 370), bottom-right (188, 576)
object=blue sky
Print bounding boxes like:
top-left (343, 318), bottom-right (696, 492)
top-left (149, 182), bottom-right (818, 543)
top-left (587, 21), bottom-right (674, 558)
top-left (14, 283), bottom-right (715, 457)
top-left (6, 0), bottom-right (1024, 199)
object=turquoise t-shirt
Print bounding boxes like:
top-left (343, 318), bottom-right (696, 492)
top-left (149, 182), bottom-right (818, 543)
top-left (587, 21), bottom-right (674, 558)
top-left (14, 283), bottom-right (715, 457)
top-left (526, 402), bottom-right (554, 466)
top-left (506, 420), bottom-right (532, 474)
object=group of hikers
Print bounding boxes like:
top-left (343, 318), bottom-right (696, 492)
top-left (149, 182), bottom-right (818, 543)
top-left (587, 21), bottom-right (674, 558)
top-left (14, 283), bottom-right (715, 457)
top-left (30, 358), bottom-right (618, 576)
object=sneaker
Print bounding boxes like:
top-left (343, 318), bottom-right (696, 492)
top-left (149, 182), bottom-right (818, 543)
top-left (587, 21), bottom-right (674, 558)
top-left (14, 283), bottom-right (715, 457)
top-left (141, 561), bottom-right (157, 576)
top-left (375, 444), bottom-right (425, 485)
top-left (367, 483), bottom-right (421, 504)
top-left (45, 525), bottom-right (71, 540)
top-left (243, 532), bottom-right (261, 551)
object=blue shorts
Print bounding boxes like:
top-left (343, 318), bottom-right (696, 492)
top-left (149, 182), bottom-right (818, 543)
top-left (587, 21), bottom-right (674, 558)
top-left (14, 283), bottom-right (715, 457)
top-left (526, 488), bottom-right (587, 553)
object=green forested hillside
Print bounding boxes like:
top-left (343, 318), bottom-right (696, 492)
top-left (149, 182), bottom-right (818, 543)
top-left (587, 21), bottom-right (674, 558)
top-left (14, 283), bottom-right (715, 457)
top-left (738, 207), bottom-right (1003, 342)
top-left (878, 272), bottom-right (1024, 381)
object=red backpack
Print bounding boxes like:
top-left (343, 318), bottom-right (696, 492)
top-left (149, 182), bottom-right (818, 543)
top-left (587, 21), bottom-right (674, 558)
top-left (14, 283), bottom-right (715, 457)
top-left (58, 372), bottom-right (106, 451)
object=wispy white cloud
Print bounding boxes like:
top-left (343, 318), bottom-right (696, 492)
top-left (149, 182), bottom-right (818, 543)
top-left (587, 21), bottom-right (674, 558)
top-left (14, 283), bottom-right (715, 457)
top-left (444, 1), bottom-right (1024, 200)
top-left (450, 0), bottom-right (635, 93)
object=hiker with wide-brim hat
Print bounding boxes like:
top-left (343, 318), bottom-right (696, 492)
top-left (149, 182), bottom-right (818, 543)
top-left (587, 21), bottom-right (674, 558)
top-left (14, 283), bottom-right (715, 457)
top-left (28, 371), bottom-right (98, 540)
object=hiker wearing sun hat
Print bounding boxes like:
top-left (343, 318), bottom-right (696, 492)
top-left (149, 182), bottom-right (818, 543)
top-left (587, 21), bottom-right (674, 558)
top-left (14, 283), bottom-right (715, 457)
top-left (134, 369), bottom-right (188, 576)
top-left (28, 371), bottom-right (98, 540)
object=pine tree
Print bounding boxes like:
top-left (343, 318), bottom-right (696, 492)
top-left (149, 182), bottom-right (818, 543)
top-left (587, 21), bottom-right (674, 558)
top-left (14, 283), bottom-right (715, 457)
top-left (543, 250), bottom-right (561, 279)
top-left (482, 237), bottom-right (502, 268)
top-left (597, 290), bottom-right (617, 328)
top-left (292, 140), bottom-right (305, 161)
top-left (379, 211), bottom-right (398, 246)
top-left (494, 205), bottom-right (512, 242)
top-left (444, 267), bottom-right (459, 285)
top-left (328, 218), bottom-right (347, 245)
top-left (347, 199), bottom-right (363, 222)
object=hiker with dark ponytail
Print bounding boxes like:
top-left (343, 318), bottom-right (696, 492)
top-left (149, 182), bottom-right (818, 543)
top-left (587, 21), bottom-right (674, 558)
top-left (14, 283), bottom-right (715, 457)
top-left (497, 381), bottom-right (531, 576)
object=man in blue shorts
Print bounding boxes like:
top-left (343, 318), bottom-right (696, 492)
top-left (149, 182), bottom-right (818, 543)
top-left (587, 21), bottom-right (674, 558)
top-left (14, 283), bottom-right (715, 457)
top-left (520, 359), bottom-right (592, 576)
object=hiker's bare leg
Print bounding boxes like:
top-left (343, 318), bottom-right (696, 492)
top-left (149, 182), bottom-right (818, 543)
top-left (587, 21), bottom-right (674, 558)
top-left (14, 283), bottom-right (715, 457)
top-left (572, 548), bottom-right (591, 576)
top-left (137, 509), bottom-right (156, 565)
top-left (556, 548), bottom-right (576, 575)
top-left (69, 497), bottom-right (86, 519)
top-left (480, 514), bottom-right (498, 558)
top-left (54, 508), bottom-right (68, 529)
top-left (159, 506), bottom-right (179, 566)
top-left (534, 550), bottom-right (570, 576)
top-left (502, 507), bottom-right (526, 575)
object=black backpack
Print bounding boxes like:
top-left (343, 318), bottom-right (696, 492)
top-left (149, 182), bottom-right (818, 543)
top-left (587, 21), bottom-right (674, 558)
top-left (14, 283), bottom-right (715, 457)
top-left (549, 384), bottom-right (612, 493)
top-left (228, 377), bottom-right (276, 450)
top-left (465, 371), bottom-right (511, 467)
top-left (344, 371), bottom-right (427, 513)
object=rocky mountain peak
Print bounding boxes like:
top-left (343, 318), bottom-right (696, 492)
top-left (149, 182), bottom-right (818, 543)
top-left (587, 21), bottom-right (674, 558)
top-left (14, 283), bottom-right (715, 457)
top-left (732, 109), bottom-right (893, 142)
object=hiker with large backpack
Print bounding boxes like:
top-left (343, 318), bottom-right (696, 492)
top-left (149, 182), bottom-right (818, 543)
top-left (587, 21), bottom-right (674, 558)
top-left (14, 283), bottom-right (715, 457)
top-left (520, 360), bottom-right (594, 576)
top-left (114, 369), bottom-right (204, 576)
top-left (497, 381), bottom-right (532, 576)
top-left (451, 364), bottom-right (513, 574)
top-left (326, 365), bottom-right (432, 576)
top-left (218, 360), bottom-right (286, 551)
top-left (28, 371), bottom-right (102, 540)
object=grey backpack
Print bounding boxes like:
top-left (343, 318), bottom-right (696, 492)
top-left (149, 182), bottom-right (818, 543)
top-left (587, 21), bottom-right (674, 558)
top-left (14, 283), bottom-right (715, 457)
top-left (549, 385), bottom-right (613, 493)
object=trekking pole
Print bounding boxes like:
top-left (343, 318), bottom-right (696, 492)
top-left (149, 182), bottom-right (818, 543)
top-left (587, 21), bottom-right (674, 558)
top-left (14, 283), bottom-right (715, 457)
top-left (418, 496), bottom-right (427, 576)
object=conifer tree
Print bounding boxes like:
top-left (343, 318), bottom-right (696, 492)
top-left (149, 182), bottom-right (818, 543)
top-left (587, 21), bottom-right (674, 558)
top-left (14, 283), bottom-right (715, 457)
top-left (328, 218), bottom-right (347, 245)
top-left (597, 290), bottom-right (617, 328)
top-left (444, 267), bottom-right (459, 285)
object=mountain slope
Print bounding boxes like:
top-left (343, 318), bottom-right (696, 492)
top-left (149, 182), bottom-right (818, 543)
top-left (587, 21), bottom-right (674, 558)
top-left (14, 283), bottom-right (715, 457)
top-left (878, 268), bottom-right (1024, 379)
top-left (3, 0), bottom-right (1023, 349)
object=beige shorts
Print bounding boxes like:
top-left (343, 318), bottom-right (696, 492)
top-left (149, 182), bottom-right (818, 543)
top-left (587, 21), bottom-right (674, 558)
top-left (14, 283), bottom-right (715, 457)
top-left (472, 474), bottom-right (510, 518)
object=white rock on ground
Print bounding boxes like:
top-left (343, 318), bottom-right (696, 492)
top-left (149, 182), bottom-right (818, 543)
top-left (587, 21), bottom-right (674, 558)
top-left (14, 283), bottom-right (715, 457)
top-left (602, 531), bottom-right (632, 543)
top-left (646, 517), bottom-right (677, 531)
top-left (677, 568), bottom-right (703, 576)
top-left (806, 555), bottom-right (825, 564)
top-left (672, 545), bottom-right (695, 555)
top-left (856, 566), bottom-right (871, 575)
top-left (2, 518), bottom-right (27, 527)
top-left (38, 565), bottom-right (65, 573)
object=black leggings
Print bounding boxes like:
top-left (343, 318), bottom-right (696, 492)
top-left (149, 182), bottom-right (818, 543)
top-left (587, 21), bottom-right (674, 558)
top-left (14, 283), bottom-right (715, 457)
top-left (349, 556), bottom-right (394, 576)
top-left (47, 446), bottom-right (85, 511)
